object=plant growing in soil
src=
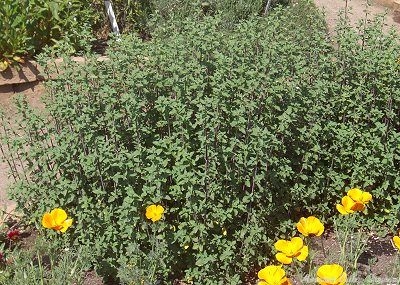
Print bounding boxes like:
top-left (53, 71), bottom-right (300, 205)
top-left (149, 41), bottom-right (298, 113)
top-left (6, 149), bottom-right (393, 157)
top-left (1, 0), bottom-right (400, 284)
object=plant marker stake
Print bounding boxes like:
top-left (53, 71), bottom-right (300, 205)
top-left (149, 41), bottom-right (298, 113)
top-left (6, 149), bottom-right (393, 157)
top-left (104, 1), bottom-right (120, 36)
top-left (263, 0), bottom-right (272, 16)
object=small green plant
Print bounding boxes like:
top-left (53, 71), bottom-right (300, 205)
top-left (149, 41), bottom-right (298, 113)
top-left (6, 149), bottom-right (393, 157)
top-left (332, 188), bottom-right (372, 271)
top-left (117, 205), bottom-right (168, 284)
top-left (0, 239), bottom-right (91, 285)
top-left (0, 209), bottom-right (90, 285)
top-left (333, 215), bottom-right (369, 272)
top-left (0, 1), bottom-right (30, 70)
top-left (0, 0), bottom-right (96, 71)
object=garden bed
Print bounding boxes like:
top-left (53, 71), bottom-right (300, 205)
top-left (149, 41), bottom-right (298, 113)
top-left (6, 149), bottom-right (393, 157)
top-left (1, 1), bottom-right (400, 284)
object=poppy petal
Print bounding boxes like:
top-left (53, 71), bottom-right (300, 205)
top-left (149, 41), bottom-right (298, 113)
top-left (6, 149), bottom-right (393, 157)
top-left (51, 208), bottom-right (68, 225)
top-left (42, 213), bottom-right (54, 229)
top-left (393, 236), bottom-right (400, 250)
top-left (297, 245), bottom-right (308, 261)
top-left (60, 218), bottom-right (73, 233)
top-left (276, 253), bottom-right (292, 264)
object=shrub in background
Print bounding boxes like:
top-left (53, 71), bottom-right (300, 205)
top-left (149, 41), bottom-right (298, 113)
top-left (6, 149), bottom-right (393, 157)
top-left (98, 0), bottom-right (285, 37)
top-left (149, 0), bottom-right (264, 28)
top-left (0, 0), bottom-right (96, 69)
top-left (96, 0), bottom-right (272, 38)
top-left (1, 1), bottom-right (400, 284)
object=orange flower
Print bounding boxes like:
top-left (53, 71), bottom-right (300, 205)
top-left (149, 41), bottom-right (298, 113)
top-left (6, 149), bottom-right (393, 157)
top-left (296, 216), bottom-right (324, 237)
top-left (42, 208), bottom-right (73, 233)
top-left (317, 264), bottom-right (347, 285)
top-left (274, 237), bottom-right (308, 264)
top-left (336, 196), bottom-right (357, 215)
top-left (336, 188), bottom-right (372, 215)
top-left (258, 265), bottom-right (292, 285)
top-left (347, 188), bottom-right (372, 205)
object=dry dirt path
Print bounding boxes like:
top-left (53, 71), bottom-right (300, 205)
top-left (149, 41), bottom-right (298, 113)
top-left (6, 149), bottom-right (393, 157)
top-left (0, 82), bottom-right (44, 216)
top-left (314, 0), bottom-right (400, 31)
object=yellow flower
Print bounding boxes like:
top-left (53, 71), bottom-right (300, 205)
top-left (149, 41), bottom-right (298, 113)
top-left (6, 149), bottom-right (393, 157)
top-left (347, 188), bottom-right (372, 205)
top-left (257, 265), bottom-right (292, 285)
top-left (336, 188), bottom-right (372, 215)
top-left (336, 196), bottom-right (357, 215)
top-left (145, 204), bottom-right (164, 222)
top-left (42, 208), bottom-right (73, 233)
top-left (274, 237), bottom-right (308, 264)
top-left (316, 264), bottom-right (347, 285)
top-left (392, 232), bottom-right (400, 250)
top-left (296, 216), bottom-right (324, 237)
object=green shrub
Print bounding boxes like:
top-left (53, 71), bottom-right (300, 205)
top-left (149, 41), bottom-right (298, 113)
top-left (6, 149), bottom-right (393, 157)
top-left (2, 1), bottom-right (400, 283)
top-left (0, 0), bottom-right (96, 68)
top-left (103, 0), bottom-right (283, 36)
top-left (149, 0), bottom-right (264, 29)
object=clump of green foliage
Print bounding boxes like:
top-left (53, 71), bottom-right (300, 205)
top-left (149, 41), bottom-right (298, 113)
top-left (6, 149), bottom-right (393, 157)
top-left (1, 1), bottom-right (400, 284)
top-left (146, 0), bottom-right (292, 32)
top-left (0, 0), bottom-right (96, 70)
top-left (98, 0), bottom-right (288, 38)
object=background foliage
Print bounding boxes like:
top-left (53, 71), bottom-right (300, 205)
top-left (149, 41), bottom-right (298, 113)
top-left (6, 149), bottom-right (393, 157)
top-left (1, 0), bottom-right (400, 284)
top-left (0, 0), bottom-right (96, 68)
top-left (0, 0), bottom-right (290, 68)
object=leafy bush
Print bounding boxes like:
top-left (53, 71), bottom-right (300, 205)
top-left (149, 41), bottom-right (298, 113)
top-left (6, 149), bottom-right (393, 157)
top-left (0, 0), bottom-right (96, 69)
top-left (149, 0), bottom-right (264, 29)
top-left (101, 0), bottom-right (286, 36)
top-left (1, 1), bottom-right (400, 283)
top-left (0, 1), bottom-right (30, 70)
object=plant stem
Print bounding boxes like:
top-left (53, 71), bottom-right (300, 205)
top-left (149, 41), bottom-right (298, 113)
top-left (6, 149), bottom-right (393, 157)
top-left (320, 236), bottom-right (326, 258)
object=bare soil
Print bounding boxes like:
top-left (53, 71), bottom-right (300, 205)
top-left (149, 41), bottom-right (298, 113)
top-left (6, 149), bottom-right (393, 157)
top-left (0, 81), bottom-right (45, 215)
top-left (314, 0), bottom-right (400, 32)
top-left (307, 231), bottom-right (399, 284)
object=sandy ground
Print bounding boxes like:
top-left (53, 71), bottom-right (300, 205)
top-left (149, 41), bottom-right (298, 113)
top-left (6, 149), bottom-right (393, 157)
top-left (314, 0), bottom-right (400, 31)
top-left (0, 82), bottom-right (44, 215)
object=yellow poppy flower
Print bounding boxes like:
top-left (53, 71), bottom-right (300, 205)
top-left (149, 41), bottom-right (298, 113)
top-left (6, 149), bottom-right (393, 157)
top-left (316, 264), bottom-right (347, 285)
top-left (347, 188), bottom-right (372, 204)
top-left (336, 188), bottom-right (372, 215)
top-left (393, 234), bottom-right (400, 250)
top-left (336, 195), bottom-right (357, 215)
top-left (274, 237), bottom-right (308, 264)
top-left (296, 216), bottom-right (324, 237)
top-left (258, 265), bottom-right (292, 285)
top-left (145, 204), bottom-right (165, 222)
top-left (42, 208), bottom-right (73, 233)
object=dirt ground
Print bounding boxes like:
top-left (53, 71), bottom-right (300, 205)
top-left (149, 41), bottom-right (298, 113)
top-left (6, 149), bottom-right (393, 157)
top-left (314, 0), bottom-right (400, 32)
top-left (0, 82), bottom-right (44, 215)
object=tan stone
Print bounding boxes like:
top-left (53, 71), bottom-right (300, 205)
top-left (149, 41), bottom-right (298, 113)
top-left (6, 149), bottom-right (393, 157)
top-left (394, 0), bottom-right (400, 10)
top-left (0, 56), bottom-right (110, 87)
top-left (0, 60), bottom-right (44, 85)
